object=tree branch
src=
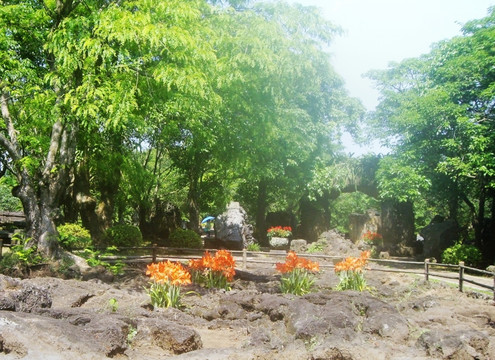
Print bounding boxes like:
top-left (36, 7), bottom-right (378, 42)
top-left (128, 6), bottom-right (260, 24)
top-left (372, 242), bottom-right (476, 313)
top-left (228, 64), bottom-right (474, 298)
top-left (0, 92), bottom-right (22, 161)
top-left (43, 120), bottom-right (63, 178)
top-left (460, 192), bottom-right (477, 217)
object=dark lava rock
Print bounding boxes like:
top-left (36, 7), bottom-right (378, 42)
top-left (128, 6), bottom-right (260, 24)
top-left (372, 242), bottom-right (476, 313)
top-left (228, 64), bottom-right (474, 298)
top-left (417, 329), bottom-right (490, 359)
top-left (134, 318), bottom-right (203, 354)
top-left (0, 275), bottom-right (52, 312)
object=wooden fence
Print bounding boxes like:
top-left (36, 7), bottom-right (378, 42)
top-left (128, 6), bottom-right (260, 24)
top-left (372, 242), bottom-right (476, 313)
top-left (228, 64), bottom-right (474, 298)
top-left (95, 246), bottom-right (495, 300)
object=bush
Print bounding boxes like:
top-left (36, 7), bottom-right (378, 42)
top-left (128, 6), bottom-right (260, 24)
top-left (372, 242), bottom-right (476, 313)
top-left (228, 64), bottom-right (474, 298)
top-left (104, 224), bottom-right (143, 248)
top-left (168, 229), bottom-right (202, 249)
top-left (0, 243), bottom-right (45, 274)
top-left (307, 240), bottom-right (326, 254)
top-left (57, 223), bottom-right (92, 250)
top-left (441, 243), bottom-right (482, 267)
top-left (247, 243), bottom-right (261, 251)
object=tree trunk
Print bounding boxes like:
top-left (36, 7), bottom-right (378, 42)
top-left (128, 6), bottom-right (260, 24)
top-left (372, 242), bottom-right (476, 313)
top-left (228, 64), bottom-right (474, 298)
top-left (13, 177), bottom-right (61, 258)
top-left (75, 161), bottom-right (105, 244)
top-left (255, 179), bottom-right (268, 245)
top-left (96, 185), bottom-right (118, 231)
top-left (447, 182), bottom-right (459, 223)
top-left (187, 175), bottom-right (201, 233)
top-left (486, 189), bottom-right (495, 265)
top-left (475, 184), bottom-right (485, 250)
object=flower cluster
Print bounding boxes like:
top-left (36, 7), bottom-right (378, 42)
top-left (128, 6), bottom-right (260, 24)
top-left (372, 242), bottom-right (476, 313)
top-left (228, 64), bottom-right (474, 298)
top-left (275, 251), bottom-right (320, 295)
top-left (145, 260), bottom-right (191, 308)
top-left (334, 251), bottom-right (371, 291)
top-left (334, 251), bottom-right (371, 273)
top-left (267, 226), bottom-right (292, 238)
top-left (146, 260), bottom-right (192, 285)
top-left (189, 250), bottom-right (236, 289)
top-left (362, 231), bottom-right (383, 244)
top-left (275, 250), bottom-right (319, 273)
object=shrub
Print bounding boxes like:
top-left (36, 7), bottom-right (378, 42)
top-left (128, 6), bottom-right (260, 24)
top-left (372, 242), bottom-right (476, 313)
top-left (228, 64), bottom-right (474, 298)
top-left (168, 229), bottom-right (202, 249)
top-left (247, 243), bottom-right (261, 251)
top-left (80, 247), bottom-right (125, 275)
top-left (104, 224), bottom-right (143, 248)
top-left (0, 243), bottom-right (45, 274)
top-left (57, 223), bottom-right (92, 250)
top-left (441, 243), bottom-right (482, 267)
top-left (307, 240), bottom-right (326, 254)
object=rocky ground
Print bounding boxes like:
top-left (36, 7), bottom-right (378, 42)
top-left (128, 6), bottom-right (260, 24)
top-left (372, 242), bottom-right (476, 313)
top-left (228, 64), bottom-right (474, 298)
top-left (1, 231), bottom-right (494, 360)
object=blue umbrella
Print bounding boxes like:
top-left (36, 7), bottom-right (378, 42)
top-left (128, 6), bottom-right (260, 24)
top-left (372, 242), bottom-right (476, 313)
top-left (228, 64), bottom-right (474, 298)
top-left (201, 216), bottom-right (215, 223)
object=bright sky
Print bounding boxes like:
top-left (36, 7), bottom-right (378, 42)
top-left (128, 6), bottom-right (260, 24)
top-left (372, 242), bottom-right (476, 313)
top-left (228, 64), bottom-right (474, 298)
top-left (292, 0), bottom-right (495, 110)
top-left (289, 0), bottom-right (495, 154)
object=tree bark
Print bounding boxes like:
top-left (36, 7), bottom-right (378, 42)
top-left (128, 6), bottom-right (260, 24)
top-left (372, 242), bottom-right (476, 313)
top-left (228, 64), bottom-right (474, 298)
top-left (75, 161), bottom-right (105, 244)
top-left (187, 176), bottom-right (201, 233)
top-left (255, 179), bottom-right (268, 245)
top-left (2, 86), bottom-right (78, 258)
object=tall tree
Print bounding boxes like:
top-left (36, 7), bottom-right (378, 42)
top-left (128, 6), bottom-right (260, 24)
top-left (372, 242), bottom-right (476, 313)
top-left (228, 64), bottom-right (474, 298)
top-left (0, 0), bottom-right (217, 257)
top-left (209, 2), bottom-right (362, 240)
top-left (367, 7), bottom-right (495, 261)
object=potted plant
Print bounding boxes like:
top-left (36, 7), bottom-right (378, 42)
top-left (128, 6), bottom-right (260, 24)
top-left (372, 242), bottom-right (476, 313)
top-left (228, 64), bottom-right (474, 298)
top-left (267, 226), bottom-right (292, 249)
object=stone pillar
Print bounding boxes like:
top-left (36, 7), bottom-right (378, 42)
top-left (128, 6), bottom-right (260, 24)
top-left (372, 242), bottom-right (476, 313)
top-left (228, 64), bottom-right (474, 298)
top-left (349, 209), bottom-right (381, 243)
top-left (381, 200), bottom-right (415, 249)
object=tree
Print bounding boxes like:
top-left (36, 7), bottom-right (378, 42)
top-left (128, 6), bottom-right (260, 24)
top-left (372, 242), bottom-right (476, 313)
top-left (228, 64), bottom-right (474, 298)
top-left (0, 0), bottom-right (218, 257)
top-left (209, 2), bottom-right (362, 241)
top-left (367, 7), bottom-right (495, 262)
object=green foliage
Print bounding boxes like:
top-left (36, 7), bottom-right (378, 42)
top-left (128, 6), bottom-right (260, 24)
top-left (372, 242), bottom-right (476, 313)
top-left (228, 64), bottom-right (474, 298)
top-left (168, 229), bottom-right (202, 249)
top-left (127, 325), bottom-right (137, 345)
top-left (108, 298), bottom-right (118, 312)
top-left (80, 247), bottom-right (125, 275)
top-left (329, 192), bottom-right (379, 234)
top-left (367, 8), bottom-right (495, 261)
top-left (56, 255), bottom-right (76, 278)
top-left (0, 177), bottom-right (22, 212)
top-left (307, 240), bottom-right (326, 254)
top-left (57, 223), bottom-right (92, 250)
top-left (0, 243), bottom-right (44, 273)
top-left (376, 156), bottom-right (432, 203)
top-left (246, 243), bottom-right (261, 251)
top-left (267, 226), bottom-right (292, 238)
top-left (107, 261), bottom-right (125, 276)
top-left (208, 1), bottom-right (361, 227)
top-left (441, 243), bottom-right (482, 267)
top-left (335, 271), bottom-right (369, 292)
top-left (280, 268), bottom-right (316, 296)
top-left (104, 225), bottom-right (143, 248)
top-left (1, 0), bottom-right (364, 258)
top-left (146, 282), bottom-right (183, 309)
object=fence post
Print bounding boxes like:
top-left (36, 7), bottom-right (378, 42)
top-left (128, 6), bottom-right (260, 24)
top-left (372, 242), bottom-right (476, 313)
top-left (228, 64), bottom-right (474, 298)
top-left (424, 258), bottom-right (430, 282)
top-left (152, 243), bottom-right (157, 263)
top-left (458, 261), bottom-right (464, 293)
top-left (243, 248), bottom-right (247, 270)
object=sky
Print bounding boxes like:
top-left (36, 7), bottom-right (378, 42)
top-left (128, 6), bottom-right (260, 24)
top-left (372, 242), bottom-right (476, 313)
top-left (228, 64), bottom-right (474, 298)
top-left (288, 0), bottom-right (495, 154)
